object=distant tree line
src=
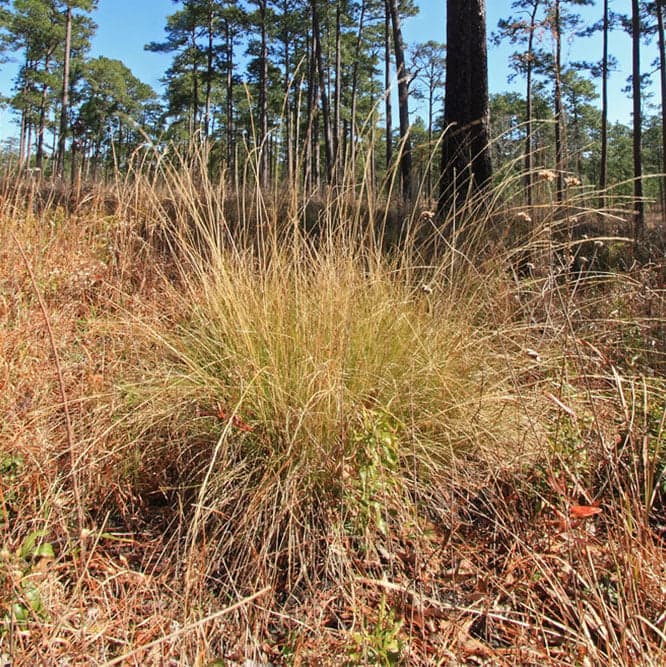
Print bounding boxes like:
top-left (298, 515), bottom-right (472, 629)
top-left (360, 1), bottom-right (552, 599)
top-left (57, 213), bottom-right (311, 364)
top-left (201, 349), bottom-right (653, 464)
top-left (0, 0), bottom-right (160, 180)
top-left (0, 0), bottom-right (663, 228)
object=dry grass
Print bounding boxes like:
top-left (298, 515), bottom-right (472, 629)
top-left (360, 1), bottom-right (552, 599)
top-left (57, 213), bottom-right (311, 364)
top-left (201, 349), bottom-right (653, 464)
top-left (0, 156), bottom-right (664, 665)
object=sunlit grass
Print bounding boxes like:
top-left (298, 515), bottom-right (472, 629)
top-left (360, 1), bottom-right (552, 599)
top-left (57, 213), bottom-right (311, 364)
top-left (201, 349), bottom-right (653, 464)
top-left (109, 154), bottom-right (536, 603)
top-left (0, 145), bottom-right (664, 664)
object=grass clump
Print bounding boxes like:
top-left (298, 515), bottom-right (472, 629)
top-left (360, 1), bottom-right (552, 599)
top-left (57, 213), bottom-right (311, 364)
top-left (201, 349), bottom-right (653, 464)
top-left (115, 209), bottom-right (527, 601)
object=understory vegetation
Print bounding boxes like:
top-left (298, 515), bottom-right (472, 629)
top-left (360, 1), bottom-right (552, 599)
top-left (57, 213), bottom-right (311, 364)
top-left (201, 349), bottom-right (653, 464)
top-left (0, 151), bottom-right (665, 665)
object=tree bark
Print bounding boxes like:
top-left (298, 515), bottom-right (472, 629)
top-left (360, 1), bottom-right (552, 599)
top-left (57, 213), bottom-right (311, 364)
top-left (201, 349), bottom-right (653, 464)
top-left (312, 0), bottom-right (333, 183)
top-left (203, 3), bottom-right (214, 140)
top-left (304, 26), bottom-right (317, 190)
top-left (190, 22), bottom-right (200, 134)
top-left (19, 109), bottom-right (27, 168)
top-left (387, 0), bottom-right (412, 202)
top-left (631, 0), bottom-right (644, 243)
top-left (553, 0), bottom-right (565, 203)
top-left (599, 0), bottom-right (609, 209)
top-left (56, 3), bottom-right (72, 178)
top-left (333, 0), bottom-right (342, 176)
top-left (258, 0), bottom-right (269, 185)
top-left (384, 1), bottom-right (392, 172)
top-left (525, 0), bottom-right (540, 208)
top-left (26, 121), bottom-right (33, 168)
top-left (468, 0), bottom-right (492, 191)
top-left (36, 55), bottom-right (51, 171)
top-left (427, 76), bottom-right (434, 199)
top-left (349, 0), bottom-right (366, 174)
top-left (225, 20), bottom-right (234, 169)
top-left (282, 22), bottom-right (293, 182)
top-left (656, 0), bottom-right (666, 224)
top-left (439, 0), bottom-right (492, 220)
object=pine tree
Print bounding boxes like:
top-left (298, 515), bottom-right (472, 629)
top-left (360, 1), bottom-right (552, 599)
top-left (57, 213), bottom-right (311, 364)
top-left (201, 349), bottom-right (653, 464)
top-left (6, 0), bottom-right (95, 172)
top-left (439, 0), bottom-right (492, 222)
top-left (145, 1), bottom-right (216, 139)
top-left (494, 0), bottom-right (547, 206)
top-left (410, 40), bottom-right (445, 199)
top-left (75, 56), bottom-right (157, 177)
top-left (55, 0), bottom-right (97, 177)
top-left (655, 0), bottom-right (666, 221)
top-left (552, 1), bottom-right (592, 194)
top-left (631, 0), bottom-right (644, 241)
top-left (386, 0), bottom-right (412, 201)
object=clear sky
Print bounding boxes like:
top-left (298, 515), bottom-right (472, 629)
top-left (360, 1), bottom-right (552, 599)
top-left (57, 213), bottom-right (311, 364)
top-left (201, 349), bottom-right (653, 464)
top-left (0, 0), bottom-right (660, 141)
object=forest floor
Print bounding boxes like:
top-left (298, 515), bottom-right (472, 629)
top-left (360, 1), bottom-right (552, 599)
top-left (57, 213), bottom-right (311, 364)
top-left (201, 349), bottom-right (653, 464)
top-left (0, 171), bottom-right (665, 666)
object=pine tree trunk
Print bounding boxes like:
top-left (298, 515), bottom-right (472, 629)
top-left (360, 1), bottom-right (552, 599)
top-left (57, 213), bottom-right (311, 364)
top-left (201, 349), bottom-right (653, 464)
top-left (387, 0), bottom-right (412, 202)
top-left (312, 0), bottom-right (333, 183)
top-left (439, 0), bottom-right (492, 220)
top-left (225, 21), bottom-right (234, 170)
top-left (599, 0), bottom-right (609, 210)
top-left (283, 35), bottom-right (294, 183)
top-left (441, 0), bottom-right (471, 214)
top-left (571, 90), bottom-right (583, 176)
top-left (304, 28), bottom-right (317, 191)
top-left (525, 1), bottom-right (540, 208)
top-left (384, 1), bottom-right (392, 172)
top-left (469, 0), bottom-right (492, 190)
top-left (70, 136), bottom-right (80, 196)
top-left (26, 122), bottom-right (33, 167)
top-left (632, 0), bottom-right (644, 243)
top-left (427, 84), bottom-right (434, 200)
top-left (56, 3), bottom-right (72, 178)
top-left (191, 25), bottom-right (200, 134)
top-left (313, 101), bottom-right (321, 188)
top-left (553, 0), bottom-right (564, 204)
top-left (92, 138), bottom-right (101, 181)
top-left (333, 0), bottom-right (342, 177)
top-left (349, 0), bottom-right (366, 174)
top-left (260, 0), bottom-right (268, 185)
top-left (204, 6), bottom-right (214, 140)
top-left (36, 56), bottom-right (51, 171)
top-left (656, 0), bottom-right (666, 224)
top-left (19, 109), bottom-right (27, 168)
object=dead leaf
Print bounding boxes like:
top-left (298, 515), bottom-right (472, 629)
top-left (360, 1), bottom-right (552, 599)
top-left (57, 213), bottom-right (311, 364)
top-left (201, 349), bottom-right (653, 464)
top-left (461, 637), bottom-right (496, 659)
top-left (570, 505), bottom-right (602, 519)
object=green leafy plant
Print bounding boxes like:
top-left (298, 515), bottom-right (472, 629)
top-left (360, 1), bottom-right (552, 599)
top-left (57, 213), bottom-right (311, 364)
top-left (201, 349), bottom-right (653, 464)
top-left (1, 530), bottom-right (55, 633)
top-left (349, 595), bottom-right (405, 666)
top-left (345, 410), bottom-right (401, 537)
top-left (0, 455), bottom-right (24, 511)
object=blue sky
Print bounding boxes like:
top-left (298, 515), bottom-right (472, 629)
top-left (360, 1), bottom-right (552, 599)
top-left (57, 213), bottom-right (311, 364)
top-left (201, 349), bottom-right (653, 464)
top-left (0, 0), bottom-right (659, 141)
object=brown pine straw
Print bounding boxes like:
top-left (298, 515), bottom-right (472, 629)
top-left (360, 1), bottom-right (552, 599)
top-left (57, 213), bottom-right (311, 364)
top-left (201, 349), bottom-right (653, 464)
top-left (101, 586), bottom-right (272, 666)
top-left (355, 576), bottom-right (569, 641)
top-left (11, 231), bottom-right (85, 547)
